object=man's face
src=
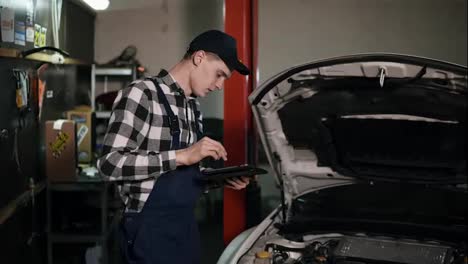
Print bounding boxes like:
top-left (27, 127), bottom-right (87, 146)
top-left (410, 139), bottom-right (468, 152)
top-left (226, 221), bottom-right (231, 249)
top-left (190, 51), bottom-right (232, 97)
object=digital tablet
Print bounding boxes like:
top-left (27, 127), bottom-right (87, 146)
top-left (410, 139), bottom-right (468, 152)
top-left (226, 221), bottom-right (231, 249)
top-left (201, 164), bottom-right (268, 183)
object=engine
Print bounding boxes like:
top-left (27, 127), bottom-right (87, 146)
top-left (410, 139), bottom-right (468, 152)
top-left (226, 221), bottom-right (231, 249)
top-left (240, 233), bottom-right (466, 264)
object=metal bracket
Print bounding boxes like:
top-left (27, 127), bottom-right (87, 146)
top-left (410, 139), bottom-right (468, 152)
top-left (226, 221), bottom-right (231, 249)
top-left (379, 67), bottom-right (386, 88)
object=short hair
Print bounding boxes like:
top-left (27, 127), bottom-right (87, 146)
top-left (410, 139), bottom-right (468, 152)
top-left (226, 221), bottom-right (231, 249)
top-left (183, 48), bottom-right (195, 60)
top-left (183, 49), bottom-right (221, 61)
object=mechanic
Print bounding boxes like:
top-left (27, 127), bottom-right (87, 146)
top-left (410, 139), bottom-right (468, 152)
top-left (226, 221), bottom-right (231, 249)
top-left (98, 30), bottom-right (251, 264)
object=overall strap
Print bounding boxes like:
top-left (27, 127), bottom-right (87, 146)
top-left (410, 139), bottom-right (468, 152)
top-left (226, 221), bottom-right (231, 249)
top-left (190, 100), bottom-right (203, 141)
top-left (147, 78), bottom-right (180, 149)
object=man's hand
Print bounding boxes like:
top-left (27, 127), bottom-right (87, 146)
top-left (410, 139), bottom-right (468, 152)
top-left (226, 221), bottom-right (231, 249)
top-left (175, 137), bottom-right (227, 166)
top-left (225, 176), bottom-right (250, 190)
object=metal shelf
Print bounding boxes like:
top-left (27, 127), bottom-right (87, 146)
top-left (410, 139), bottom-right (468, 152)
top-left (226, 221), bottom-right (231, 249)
top-left (91, 64), bottom-right (137, 111)
top-left (95, 67), bottom-right (133, 76)
top-left (96, 111), bottom-right (112, 119)
top-left (48, 211), bottom-right (120, 244)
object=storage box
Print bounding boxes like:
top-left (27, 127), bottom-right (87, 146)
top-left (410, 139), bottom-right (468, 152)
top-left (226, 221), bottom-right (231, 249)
top-left (45, 120), bottom-right (77, 182)
top-left (67, 107), bottom-right (94, 163)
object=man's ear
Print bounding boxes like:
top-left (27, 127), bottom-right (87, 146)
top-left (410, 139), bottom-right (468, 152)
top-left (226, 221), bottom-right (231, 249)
top-left (192, 50), bottom-right (205, 66)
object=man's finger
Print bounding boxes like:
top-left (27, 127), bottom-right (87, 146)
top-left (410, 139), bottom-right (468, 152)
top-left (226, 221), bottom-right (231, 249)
top-left (208, 145), bottom-right (226, 160)
top-left (231, 178), bottom-right (245, 186)
top-left (233, 177), bottom-right (250, 185)
top-left (225, 184), bottom-right (239, 190)
top-left (202, 141), bottom-right (228, 160)
top-left (203, 138), bottom-right (227, 157)
top-left (225, 179), bottom-right (242, 189)
top-left (240, 176), bottom-right (250, 183)
top-left (206, 150), bottom-right (220, 160)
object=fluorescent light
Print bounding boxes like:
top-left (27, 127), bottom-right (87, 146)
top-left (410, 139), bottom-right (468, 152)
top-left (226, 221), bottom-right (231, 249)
top-left (81, 0), bottom-right (109, 10)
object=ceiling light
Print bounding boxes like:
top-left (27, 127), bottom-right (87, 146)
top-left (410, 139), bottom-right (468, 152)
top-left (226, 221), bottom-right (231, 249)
top-left (81, 0), bottom-right (110, 10)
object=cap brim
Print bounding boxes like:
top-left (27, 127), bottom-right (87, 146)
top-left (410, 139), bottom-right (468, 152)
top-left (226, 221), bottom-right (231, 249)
top-left (233, 60), bottom-right (250, 75)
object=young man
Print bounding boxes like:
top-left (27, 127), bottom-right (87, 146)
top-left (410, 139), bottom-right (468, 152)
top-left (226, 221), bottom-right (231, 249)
top-left (97, 30), bottom-right (251, 264)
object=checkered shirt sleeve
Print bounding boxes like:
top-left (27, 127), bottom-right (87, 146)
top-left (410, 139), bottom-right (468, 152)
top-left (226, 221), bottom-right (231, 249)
top-left (97, 81), bottom-right (177, 181)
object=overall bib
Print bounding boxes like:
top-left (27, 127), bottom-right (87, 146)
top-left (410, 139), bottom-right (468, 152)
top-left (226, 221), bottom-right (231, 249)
top-left (119, 79), bottom-right (203, 264)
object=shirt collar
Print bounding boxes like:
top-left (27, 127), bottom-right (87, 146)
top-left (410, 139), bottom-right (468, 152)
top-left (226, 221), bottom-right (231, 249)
top-left (157, 69), bottom-right (197, 100)
top-left (157, 69), bottom-right (185, 96)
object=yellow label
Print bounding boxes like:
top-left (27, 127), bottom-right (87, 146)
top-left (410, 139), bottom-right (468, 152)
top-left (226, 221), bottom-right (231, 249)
top-left (34, 24), bottom-right (41, 47)
top-left (49, 132), bottom-right (69, 158)
top-left (16, 89), bottom-right (24, 108)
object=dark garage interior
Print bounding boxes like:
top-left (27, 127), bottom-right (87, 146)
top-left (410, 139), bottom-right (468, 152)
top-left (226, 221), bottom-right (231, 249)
top-left (1, 0), bottom-right (466, 263)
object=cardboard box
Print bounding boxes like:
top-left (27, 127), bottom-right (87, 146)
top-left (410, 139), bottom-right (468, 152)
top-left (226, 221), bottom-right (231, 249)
top-left (45, 120), bottom-right (77, 182)
top-left (67, 107), bottom-right (94, 163)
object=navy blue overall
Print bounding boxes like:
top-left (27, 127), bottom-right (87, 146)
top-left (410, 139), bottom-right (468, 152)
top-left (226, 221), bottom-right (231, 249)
top-left (119, 79), bottom-right (204, 264)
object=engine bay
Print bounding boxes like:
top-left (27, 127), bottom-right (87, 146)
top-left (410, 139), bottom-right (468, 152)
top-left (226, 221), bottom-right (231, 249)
top-left (239, 231), bottom-right (466, 264)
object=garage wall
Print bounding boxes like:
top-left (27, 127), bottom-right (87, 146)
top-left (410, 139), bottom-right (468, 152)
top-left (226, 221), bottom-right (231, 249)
top-left (96, 0), bottom-right (467, 117)
top-left (258, 0), bottom-right (467, 83)
top-left (94, 0), bottom-right (224, 118)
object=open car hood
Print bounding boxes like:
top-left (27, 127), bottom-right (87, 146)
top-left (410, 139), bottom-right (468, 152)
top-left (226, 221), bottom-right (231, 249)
top-left (249, 54), bottom-right (467, 204)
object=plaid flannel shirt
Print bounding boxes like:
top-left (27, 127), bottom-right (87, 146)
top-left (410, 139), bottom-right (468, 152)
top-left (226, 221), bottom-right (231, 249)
top-left (97, 70), bottom-right (202, 212)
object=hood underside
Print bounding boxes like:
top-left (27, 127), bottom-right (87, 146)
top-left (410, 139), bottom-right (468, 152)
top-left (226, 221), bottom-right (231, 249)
top-left (249, 54), bottom-right (467, 203)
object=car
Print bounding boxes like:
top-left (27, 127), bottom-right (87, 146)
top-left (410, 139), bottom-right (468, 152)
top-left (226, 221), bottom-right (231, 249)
top-left (218, 54), bottom-right (467, 264)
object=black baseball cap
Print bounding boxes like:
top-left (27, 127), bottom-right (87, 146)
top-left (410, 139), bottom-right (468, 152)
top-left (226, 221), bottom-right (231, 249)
top-left (188, 30), bottom-right (250, 75)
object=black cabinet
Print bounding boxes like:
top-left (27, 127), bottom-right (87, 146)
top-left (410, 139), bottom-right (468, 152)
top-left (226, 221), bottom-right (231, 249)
top-left (46, 177), bottom-right (122, 264)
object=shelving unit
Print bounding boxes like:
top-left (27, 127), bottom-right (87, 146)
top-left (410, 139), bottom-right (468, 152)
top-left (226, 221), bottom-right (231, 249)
top-left (46, 178), bottom-right (121, 264)
top-left (95, 111), bottom-right (112, 119)
top-left (91, 64), bottom-right (137, 115)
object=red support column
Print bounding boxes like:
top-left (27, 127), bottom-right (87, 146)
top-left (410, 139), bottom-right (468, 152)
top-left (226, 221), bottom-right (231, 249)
top-left (223, 0), bottom-right (257, 245)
